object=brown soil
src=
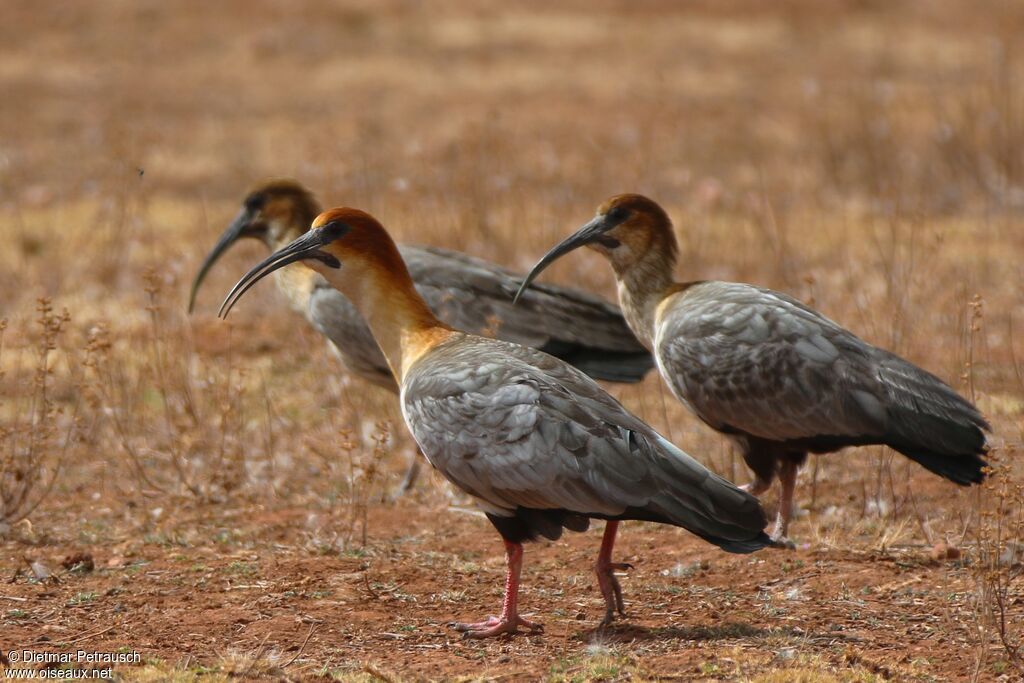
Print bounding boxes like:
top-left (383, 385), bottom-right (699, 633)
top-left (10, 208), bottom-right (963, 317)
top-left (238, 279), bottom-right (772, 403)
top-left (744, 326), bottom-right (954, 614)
top-left (1, 481), bottom-right (1011, 681)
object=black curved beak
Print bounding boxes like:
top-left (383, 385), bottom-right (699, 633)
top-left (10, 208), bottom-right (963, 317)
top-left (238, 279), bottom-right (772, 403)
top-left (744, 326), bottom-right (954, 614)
top-left (218, 228), bottom-right (342, 319)
top-left (513, 215), bottom-right (610, 303)
top-left (188, 208), bottom-right (256, 313)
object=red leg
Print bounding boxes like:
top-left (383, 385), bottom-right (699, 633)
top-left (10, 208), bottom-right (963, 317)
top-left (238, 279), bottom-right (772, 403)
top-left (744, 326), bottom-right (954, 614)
top-left (594, 521), bottom-right (632, 626)
top-left (449, 539), bottom-right (543, 638)
top-left (770, 460), bottom-right (798, 549)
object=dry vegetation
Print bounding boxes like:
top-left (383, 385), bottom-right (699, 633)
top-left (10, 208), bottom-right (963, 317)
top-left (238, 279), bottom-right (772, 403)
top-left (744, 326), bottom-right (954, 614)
top-left (1, 0), bottom-right (1023, 680)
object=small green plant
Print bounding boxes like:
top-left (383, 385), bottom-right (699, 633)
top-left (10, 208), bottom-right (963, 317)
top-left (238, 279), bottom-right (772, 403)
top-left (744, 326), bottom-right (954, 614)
top-left (226, 560), bottom-right (257, 576)
top-left (68, 591), bottom-right (98, 606)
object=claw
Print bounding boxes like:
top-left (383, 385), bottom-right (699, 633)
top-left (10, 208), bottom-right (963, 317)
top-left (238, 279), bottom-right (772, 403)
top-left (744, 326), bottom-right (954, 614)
top-left (448, 616), bottom-right (500, 632)
top-left (596, 561), bottom-right (629, 625)
top-left (594, 521), bottom-right (632, 626)
top-left (449, 540), bottom-right (542, 640)
top-left (449, 614), bottom-right (542, 639)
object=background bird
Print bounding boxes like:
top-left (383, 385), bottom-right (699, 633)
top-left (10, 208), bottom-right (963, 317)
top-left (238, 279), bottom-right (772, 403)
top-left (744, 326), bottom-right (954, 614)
top-left (515, 193), bottom-right (990, 547)
top-left (219, 207), bottom-right (770, 637)
top-left (190, 180), bottom-right (654, 494)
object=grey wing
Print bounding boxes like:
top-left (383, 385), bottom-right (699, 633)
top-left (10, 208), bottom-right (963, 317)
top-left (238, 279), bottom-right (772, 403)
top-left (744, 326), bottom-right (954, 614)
top-left (401, 245), bottom-right (653, 383)
top-left (657, 282), bottom-right (988, 464)
top-left (657, 282), bottom-right (878, 442)
top-left (401, 336), bottom-right (767, 550)
top-left (307, 283), bottom-right (396, 391)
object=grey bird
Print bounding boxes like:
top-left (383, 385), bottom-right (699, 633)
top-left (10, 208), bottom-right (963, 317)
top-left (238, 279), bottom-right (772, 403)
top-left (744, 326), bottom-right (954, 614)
top-left (516, 193), bottom-right (990, 547)
top-left (189, 180), bottom-right (654, 493)
top-left (218, 206), bottom-right (770, 637)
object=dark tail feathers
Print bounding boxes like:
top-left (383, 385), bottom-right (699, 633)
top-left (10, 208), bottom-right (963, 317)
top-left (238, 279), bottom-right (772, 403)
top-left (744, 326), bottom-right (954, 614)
top-left (696, 529), bottom-right (773, 554)
top-left (885, 406), bottom-right (989, 486)
top-left (875, 351), bottom-right (991, 486)
top-left (893, 445), bottom-right (988, 485)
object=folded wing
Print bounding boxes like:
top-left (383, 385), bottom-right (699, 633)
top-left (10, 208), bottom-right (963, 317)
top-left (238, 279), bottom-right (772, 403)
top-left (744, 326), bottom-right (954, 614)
top-left (402, 335), bottom-right (768, 552)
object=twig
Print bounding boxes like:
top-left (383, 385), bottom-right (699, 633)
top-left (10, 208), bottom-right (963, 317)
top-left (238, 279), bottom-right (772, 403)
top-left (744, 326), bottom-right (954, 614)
top-left (809, 456), bottom-right (820, 512)
top-left (362, 571), bottom-right (380, 600)
top-left (906, 485), bottom-right (935, 546)
top-left (446, 506), bottom-right (485, 518)
top-left (66, 624), bottom-right (116, 645)
top-left (0, 595), bottom-right (27, 602)
top-left (283, 623), bottom-right (318, 668)
top-left (237, 631), bottom-right (272, 679)
top-left (363, 663), bottom-right (396, 683)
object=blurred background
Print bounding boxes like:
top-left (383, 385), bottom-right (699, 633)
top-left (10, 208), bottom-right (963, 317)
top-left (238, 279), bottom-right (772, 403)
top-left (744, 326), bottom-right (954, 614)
top-left (0, 1), bottom-right (1022, 676)
top-left (3, 0), bottom-right (1024, 531)
top-left (3, 0), bottom-right (1023, 536)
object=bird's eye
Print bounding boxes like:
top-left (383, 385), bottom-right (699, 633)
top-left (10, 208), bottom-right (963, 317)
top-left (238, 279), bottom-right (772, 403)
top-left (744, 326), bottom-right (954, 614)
top-left (320, 220), bottom-right (349, 242)
top-left (606, 206), bottom-right (629, 223)
top-left (244, 193), bottom-right (265, 212)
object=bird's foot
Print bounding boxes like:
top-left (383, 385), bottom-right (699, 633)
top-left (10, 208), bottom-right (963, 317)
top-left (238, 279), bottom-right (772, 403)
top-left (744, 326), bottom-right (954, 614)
top-left (596, 562), bottom-right (632, 626)
top-left (769, 535), bottom-right (797, 550)
top-left (448, 614), bottom-right (543, 639)
top-left (599, 607), bottom-right (624, 627)
top-left (386, 460), bottom-right (422, 503)
top-left (769, 514), bottom-right (796, 549)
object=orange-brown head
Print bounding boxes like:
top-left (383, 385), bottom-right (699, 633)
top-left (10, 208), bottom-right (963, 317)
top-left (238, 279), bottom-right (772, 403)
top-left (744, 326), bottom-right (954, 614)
top-left (219, 207), bottom-right (431, 326)
top-left (219, 207), bottom-right (447, 380)
top-left (188, 179), bottom-right (321, 312)
top-left (514, 194), bottom-right (677, 302)
top-left (308, 207), bottom-right (412, 281)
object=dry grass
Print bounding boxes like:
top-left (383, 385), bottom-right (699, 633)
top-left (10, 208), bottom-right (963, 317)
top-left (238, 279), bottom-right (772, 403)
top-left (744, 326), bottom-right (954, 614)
top-left (1, 0), bottom-right (1022, 680)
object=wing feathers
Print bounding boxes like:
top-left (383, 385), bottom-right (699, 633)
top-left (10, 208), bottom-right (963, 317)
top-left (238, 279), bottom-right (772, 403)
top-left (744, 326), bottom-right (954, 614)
top-left (656, 282), bottom-right (988, 483)
top-left (402, 334), bottom-right (768, 551)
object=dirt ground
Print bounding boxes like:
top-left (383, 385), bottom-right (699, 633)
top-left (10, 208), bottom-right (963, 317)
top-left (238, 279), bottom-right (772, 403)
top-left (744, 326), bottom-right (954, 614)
top-left (1, 484), bottom-right (1012, 681)
top-left (1, 0), bottom-right (1023, 681)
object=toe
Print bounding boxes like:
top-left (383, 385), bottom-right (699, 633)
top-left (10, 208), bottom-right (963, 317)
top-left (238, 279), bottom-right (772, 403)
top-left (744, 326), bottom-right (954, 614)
top-left (460, 620), bottom-right (516, 639)
top-left (517, 616), bottom-right (543, 632)
top-left (454, 615), bottom-right (542, 639)
top-left (449, 616), bottom-right (499, 632)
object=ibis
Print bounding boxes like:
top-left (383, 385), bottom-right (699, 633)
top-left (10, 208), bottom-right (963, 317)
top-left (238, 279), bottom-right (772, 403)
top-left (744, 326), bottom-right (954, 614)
top-left (516, 193), bottom-right (990, 547)
top-left (190, 181), bottom-right (654, 494)
top-left (219, 207), bottom-right (770, 637)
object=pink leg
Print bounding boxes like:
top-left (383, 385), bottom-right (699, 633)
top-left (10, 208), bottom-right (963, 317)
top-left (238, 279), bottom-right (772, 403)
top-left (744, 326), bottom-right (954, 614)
top-left (594, 521), bottom-right (632, 626)
top-left (449, 539), bottom-right (543, 639)
top-left (770, 460), bottom-right (798, 549)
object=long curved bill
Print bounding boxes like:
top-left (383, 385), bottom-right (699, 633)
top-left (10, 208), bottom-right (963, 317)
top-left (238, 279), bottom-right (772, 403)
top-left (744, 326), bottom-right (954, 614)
top-left (188, 208), bottom-right (251, 313)
top-left (218, 229), bottom-right (340, 319)
top-left (512, 215), bottom-right (609, 304)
